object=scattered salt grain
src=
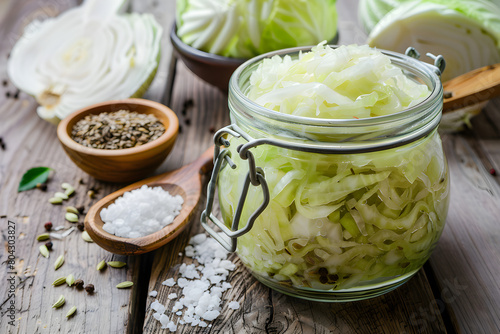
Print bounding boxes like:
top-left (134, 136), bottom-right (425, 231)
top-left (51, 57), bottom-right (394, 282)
top-left (149, 290), bottom-right (158, 298)
top-left (202, 310), bottom-right (220, 321)
top-left (148, 233), bottom-right (238, 331)
top-left (159, 314), bottom-right (170, 328)
top-left (100, 185), bottom-right (183, 238)
top-left (166, 321), bottom-right (177, 332)
top-left (162, 278), bottom-right (175, 287)
top-left (177, 277), bottom-right (189, 288)
top-left (228, 301), bottom-right (240, 310)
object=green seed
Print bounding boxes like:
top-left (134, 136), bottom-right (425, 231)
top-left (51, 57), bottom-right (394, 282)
top-left (81, 231), bottom-right (93, 243)
top-left (107, 261), bottom-right (127, 268)
top-left (54, 192), bottom-right (69, 200)
top-left (96, 260), bottom-right (106, 271)
top-left (54, 254), bottom-right (65, 270)
top-left (37, 233), bottom-right (50, 241)
top-left (39, 245), bottom-right (49, 258)
top-left (52, 277), bottom-right (67, 286)
top-left (66, 306), bottom-right (77, 318)
top-left (61, 183), bottom-right (75, 194)
top-left (65, 212), bottom-right (79, 223)
top-left (116, 281), bottom-right (133, 289)
top-left (66, 274), bottom-right (75, 287)
top-left (66, 206), bottom-right (79, 214)
top-left (49, 197), bottom-right (63, 204)
top-left (52, 295), bottom-right (65, 308)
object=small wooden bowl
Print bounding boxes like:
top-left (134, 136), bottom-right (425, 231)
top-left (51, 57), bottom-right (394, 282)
top-left (57, 99), bottom-right (179, 183)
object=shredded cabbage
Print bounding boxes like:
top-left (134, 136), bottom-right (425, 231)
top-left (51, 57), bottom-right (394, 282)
top-left (176, 0), bottom-right (338, 59)
top-left (218, 45), bottom-right (449, 291)
top-left (247, 43), bottom-right (430, 119)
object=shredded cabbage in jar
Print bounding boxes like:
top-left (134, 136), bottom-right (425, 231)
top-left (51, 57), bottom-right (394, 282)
top-left (218, 44), bottom-right (449, 290)
top-left (247, 43), bottom-right (430, 119)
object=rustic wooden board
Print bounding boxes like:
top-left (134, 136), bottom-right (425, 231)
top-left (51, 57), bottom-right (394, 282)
top-left (0, 0), bottom-right (177, 333)
top-left (428, 102), bottom-right (500, 334)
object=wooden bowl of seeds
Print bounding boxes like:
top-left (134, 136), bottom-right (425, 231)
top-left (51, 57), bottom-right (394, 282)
top-left (57, 99), bottom-right (179, 183)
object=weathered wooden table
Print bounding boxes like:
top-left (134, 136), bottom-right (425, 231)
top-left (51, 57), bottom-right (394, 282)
top-left (1, 1), bottom-right (499, 333)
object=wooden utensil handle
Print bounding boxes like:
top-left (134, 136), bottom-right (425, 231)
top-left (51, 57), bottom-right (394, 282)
top-left (193, 145), bottom-right (215, 174)
top-left (443, 63), bottom-right (500, 112)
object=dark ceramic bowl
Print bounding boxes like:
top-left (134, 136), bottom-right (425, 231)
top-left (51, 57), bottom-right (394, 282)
top-left (171, 23), bottom-right (340, 93)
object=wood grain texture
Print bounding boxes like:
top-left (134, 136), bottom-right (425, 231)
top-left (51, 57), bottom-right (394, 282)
top-left (443, 63), bottom-right (500, 112)
top-left (428, 103), bottom-right (500, 334)
top-left (2, 0), bottom-right (500, 333)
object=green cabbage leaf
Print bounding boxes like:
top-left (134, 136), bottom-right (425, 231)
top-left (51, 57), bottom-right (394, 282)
top-left (176, 0), bottom-right (338, 59)
top-left (359, 0), bottom-right (500, 130)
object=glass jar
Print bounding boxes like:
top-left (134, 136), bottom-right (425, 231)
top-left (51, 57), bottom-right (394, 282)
top-left (202, 46), bottom-right (450, 302)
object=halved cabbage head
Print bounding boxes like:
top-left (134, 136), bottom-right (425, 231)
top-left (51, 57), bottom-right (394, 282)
top-left (359, 0), bottom-right (500, 130)
top-left (176, 0), bottom-right (338, 59)
top-left (7, 0), bottom-right (162, 124)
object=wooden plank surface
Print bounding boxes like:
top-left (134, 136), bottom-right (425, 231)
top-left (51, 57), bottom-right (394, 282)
top-left (1, 0), bottom-right (500, 334)
top-left (428, 102), bottom-right (500, 334)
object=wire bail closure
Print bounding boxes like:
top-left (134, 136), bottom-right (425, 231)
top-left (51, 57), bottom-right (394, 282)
top-left (405, 47), bottom-right (446, 76)
top-left (200, 125), bottom-right (270, 252)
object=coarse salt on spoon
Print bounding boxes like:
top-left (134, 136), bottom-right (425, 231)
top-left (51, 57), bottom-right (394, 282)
top-left (85, 146), bottom-right (214, 255)
top-left (443, 63), bottom-right (500, 113)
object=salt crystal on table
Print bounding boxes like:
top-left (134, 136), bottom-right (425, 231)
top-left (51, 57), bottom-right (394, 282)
top-left (159, 314), bottom-right (170, 328)
top-left (151, 300), bottom-right (161, 311)
top-left (162, 278), bottom-right (175, 286)
top-left (202, 310), bottom-right (220, 321)
top-left (177, 277), bottom-right (189, 288)
top-left (228, 301), bottom-right (240, 310)
top-left (156, 304), bottom-right (166, 314)
top-left (148, 233), bottom-right (239, 329)
top-left (149, 291), bottom-right (158, 297)
top-left (166, 321), bottom-right (177, 332)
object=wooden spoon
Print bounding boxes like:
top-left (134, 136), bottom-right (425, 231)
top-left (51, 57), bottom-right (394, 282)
top-left (443, 63), bottom-right (500, 113)
top-left (85, 147), bottom-right (214, 255)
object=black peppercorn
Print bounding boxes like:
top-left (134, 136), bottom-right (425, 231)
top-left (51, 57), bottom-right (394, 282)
top-left (84, 284), bottom-right (95, 294)
top-left (45, 241), bottom-right (53, 250)
top-left (75, 279), bottom-right (84, 290)
top-left (77, 222), bottom-right (85, 232)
